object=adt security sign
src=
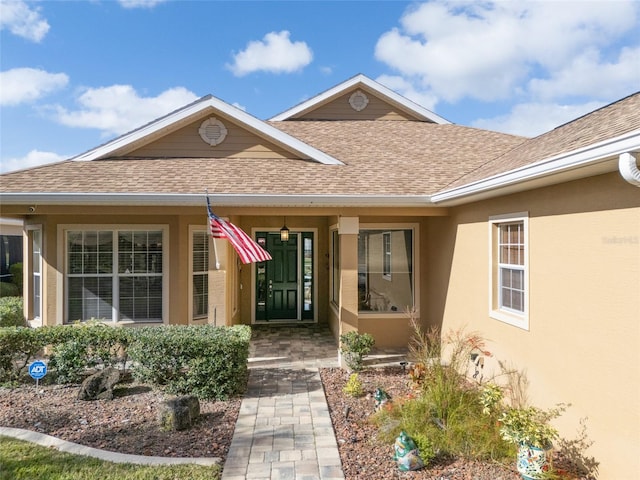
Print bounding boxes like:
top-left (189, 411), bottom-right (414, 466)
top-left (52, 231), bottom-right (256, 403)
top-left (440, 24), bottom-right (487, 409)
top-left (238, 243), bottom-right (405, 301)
top-left (29, 360), bottom-right (47, 380)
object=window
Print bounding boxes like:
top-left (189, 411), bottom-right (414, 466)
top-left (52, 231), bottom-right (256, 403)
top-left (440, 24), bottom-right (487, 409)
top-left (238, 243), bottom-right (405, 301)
top-left (26, 226), bottom-right (42, 321)
top-left (358, 227), bottom-right (414, 313)
top-left (66, 228), bottom-right (165, 323)
top-left (32, 229), bottom-right (42, 319)
top-left (382, 232), bottom-right (391, 280)
top-left (489, 214), bottom-right (528, 329)
top-left (191, 230), bottom-right (209, 320)
top-left (331, 229), bottom-right (340, 306)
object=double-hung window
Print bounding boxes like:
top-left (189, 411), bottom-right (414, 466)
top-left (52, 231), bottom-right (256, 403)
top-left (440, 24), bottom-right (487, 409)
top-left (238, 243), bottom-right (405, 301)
top-left (66, 228), bottom-right (165, 323)
top-left (489, 213), bottom-right (528, 329)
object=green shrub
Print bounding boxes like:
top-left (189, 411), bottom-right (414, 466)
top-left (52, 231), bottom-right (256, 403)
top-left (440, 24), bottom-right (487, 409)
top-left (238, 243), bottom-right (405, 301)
top-left (0, 282), bottom-right (20, 298)
top-left (47, 322), bottom-right (133, 383)
top-left (129, 325), bottom-right (250, 400)
top-left (0, 327), bottom-right (48, 382)
top-left (0, 297), bottom-right (25, 327)
top-left (372, 324), bottom-right (513, 463)
top-left (339, 331), bottom-right (375, 372)
top-left (9, 263), bottom-right (23, 295)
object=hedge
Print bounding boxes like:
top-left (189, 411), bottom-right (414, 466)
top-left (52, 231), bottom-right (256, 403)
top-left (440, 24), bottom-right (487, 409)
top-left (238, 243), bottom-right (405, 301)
top-left (0, 297), bottom-right (25, 327)
top-left (0, 323), bottom-right (251, 400)
top-left (128, 325), bottom-right (251, 400)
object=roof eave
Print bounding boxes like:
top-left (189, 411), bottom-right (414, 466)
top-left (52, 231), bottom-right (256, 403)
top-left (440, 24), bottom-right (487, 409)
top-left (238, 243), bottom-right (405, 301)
top-left (431, 129), bottom-right (640, 206)
top-left (0, 193), bottom-right (434, 208)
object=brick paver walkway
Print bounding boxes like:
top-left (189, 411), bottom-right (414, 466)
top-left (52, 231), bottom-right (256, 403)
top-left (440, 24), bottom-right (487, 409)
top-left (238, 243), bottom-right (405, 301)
top-left (221, 324), bottom-right (345, 480)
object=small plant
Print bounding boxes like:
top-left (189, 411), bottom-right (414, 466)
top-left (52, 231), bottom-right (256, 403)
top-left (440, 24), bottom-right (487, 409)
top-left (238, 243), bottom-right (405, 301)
top-left (480, 383), bottom-right (503, 416)
top-left (343, 373), bottom-right (364, 397)
top-left (409, 431), bottom-right (437, 466)
top-left (339, 331), bottom-right (374, 372)
top-left (499, 404), bottom-right (568, 449)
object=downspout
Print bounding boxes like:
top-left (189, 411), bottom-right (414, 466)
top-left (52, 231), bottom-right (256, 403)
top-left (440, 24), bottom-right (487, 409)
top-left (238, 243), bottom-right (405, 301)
top-left (619, 152), bottom-right (640, 187)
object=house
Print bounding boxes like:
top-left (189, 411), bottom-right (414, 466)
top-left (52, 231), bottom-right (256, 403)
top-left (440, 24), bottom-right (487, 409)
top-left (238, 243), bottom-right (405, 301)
top-left (0, 74), bottom-right (638, 477)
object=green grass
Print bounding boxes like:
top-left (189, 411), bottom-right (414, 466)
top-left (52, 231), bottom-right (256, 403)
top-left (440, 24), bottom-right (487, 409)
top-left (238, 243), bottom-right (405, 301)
top-left (0, 436), bottom-right (220, 480)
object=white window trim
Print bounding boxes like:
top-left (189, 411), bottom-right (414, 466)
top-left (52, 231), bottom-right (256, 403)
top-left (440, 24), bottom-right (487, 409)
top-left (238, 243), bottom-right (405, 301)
top-left (359, 223), bottom-right (419, 317)
top-left (488, 212), bottom-right (529, 330)
top-left (57, 224), bottom-right (169, 326)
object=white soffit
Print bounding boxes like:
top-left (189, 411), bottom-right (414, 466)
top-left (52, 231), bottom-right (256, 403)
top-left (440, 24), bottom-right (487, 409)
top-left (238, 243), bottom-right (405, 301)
top-left (71, 95), bottom-right (344, 165)
top-left (269, 74), bottom-right (451, 124)
top-left (432, 129), bottom-right (640, 205)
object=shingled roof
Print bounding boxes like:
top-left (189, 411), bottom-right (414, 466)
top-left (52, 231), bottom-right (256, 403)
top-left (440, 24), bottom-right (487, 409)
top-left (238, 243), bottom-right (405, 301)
top-left (1, 77), bottom-right (638, 207)
top-left (445, 91), bottom-right (640, 191)
top-left (0, 121), bottom-right (524, 197)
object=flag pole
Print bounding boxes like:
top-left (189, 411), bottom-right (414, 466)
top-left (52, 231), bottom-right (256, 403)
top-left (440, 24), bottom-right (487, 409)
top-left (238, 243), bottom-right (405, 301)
top-left (206, 190), bottom-right (221, 270)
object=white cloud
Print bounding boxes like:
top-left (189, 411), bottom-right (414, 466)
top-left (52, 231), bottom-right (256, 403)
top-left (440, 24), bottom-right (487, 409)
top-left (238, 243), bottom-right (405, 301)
top-left (0, 0), bottom-right (50, 42)
top-left (375, 0), bottom-right (639, 103)
top-left (0, 68), bottom-right (69, 106)
top-left (528, 46), bottom-right (640, 101)
top-left (228, 31), bottom-right (313, 77)
top-left (52, 85), bottom-right (199, 136)
top-left (472, 101), bottom-right (605, 138)
top-left (231, 102), bottom-right (246, 112)
top-left (1, 150), bottom-right (67, 174)
top-left (376, 74), bottom-right (438, 110)
top-left (118, 0), bottom-right (167, 9)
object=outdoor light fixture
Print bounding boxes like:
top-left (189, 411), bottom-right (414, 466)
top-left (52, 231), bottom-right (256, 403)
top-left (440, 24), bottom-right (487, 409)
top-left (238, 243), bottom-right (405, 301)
top-left (280, 217), bottom-right (290, 242)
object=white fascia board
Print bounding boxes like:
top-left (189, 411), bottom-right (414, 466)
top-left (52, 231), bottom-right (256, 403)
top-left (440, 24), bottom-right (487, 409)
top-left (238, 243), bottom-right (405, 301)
top-left (0, 193), bottom-right (433, 208)
top-left (270, 74), bottom-right (451, 124)
top-left (432, 129), bottom-right (640, 205)
top-left (72, 96), bottom-right (344, 166)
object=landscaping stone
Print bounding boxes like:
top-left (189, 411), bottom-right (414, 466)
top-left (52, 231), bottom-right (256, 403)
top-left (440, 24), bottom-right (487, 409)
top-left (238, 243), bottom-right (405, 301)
top-left (77, 367), bottom-right (120, 401)
top-left (158, 395), bottom-right (200, 431)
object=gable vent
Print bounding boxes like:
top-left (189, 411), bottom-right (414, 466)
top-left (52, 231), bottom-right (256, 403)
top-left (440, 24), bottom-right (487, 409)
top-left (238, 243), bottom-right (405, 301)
top-left (349, 90), bottom-right (369, 112)
top-left (199, 117), bottom-right (228, 146)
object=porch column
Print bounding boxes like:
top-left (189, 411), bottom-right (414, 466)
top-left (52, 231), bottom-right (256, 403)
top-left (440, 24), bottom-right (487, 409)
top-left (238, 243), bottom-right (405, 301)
top-left (338, 217), bottom-right (359, 337)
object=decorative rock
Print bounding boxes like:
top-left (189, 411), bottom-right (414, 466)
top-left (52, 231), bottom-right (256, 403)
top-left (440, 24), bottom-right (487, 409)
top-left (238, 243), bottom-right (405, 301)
top-left (393, 430), bottom-right (425, 471)
top-left (77, 367), bottom-right (120, 401)
top-left (158, 395), bottom-right (200, 431)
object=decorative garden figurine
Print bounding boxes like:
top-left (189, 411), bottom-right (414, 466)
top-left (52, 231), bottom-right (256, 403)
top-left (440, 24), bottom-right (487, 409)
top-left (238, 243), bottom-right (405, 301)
top-left (393, 430), bottom-right (424, 471)
top-left (374, 387), bottom-right (391, 410)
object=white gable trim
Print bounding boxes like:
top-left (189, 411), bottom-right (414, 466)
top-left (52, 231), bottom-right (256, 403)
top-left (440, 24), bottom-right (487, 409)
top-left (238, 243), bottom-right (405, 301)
top-left (269, 74), bottom-right (450, 124)
top-left (71, 95), bottom-right (344, 165)
top-left (432, 129), bottom-right (640, 205)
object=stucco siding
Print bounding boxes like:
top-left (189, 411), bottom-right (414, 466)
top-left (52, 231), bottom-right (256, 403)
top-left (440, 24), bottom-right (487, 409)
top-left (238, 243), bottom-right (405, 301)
top-left (434, 172), bottom-right (640, 479)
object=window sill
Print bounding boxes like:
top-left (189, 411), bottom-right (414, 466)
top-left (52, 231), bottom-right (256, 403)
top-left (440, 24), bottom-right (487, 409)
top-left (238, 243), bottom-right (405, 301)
top-left (490, 309), bottom-right (529, 330)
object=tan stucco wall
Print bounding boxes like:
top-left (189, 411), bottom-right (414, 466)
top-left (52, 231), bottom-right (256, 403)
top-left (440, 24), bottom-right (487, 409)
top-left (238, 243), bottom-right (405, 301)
top-left (430, 173), bottom-right (640, 479)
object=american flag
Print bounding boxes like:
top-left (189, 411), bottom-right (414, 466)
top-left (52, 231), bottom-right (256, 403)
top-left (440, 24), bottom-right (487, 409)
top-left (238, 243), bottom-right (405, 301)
top-left (207, 204), bottom-right (272, 264)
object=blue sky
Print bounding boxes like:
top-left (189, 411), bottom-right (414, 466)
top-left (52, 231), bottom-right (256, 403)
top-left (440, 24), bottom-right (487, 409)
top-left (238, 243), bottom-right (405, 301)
top-left (1, 0), bottom-right (639, 173)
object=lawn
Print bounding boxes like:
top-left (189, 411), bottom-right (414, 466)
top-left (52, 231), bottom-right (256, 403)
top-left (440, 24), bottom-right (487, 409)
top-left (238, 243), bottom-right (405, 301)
top-left (0, 436), bottom-right (220, 480)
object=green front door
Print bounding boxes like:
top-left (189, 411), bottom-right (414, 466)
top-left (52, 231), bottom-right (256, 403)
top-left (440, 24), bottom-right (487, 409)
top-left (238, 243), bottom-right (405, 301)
top-left (256, 233), bottom-right (298, 320)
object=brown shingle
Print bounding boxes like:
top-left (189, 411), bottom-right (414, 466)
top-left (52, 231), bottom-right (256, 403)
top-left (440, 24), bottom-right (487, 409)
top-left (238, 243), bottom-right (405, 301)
top-left (0, 121), bottom-right (525, 197)
top-left (445, 92), bottom-right (640, 189)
